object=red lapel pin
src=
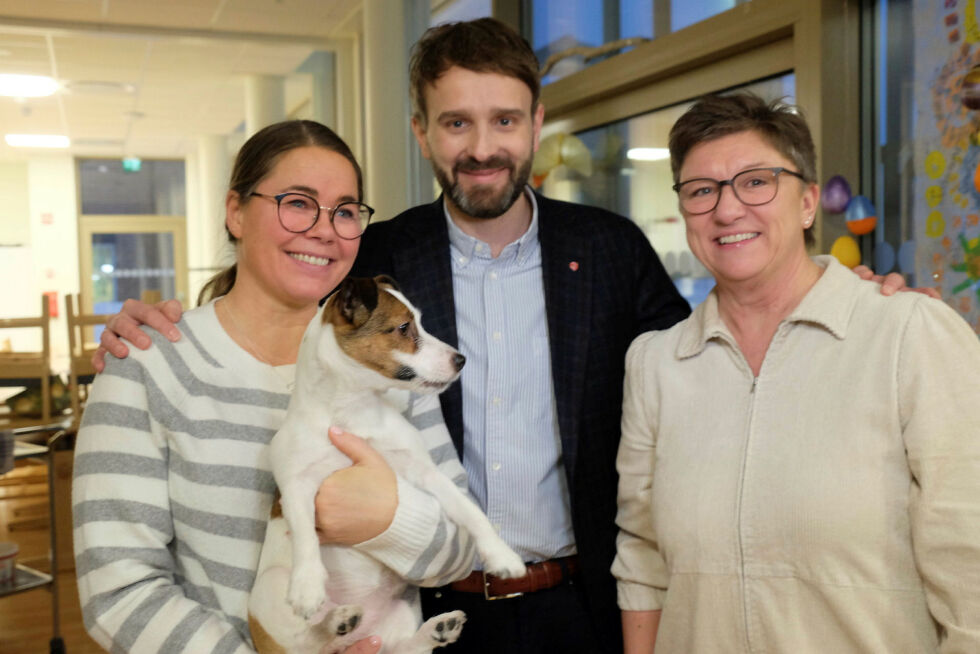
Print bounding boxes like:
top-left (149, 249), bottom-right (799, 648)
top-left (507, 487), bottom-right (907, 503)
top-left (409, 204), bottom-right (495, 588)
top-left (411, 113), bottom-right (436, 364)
top-left (569, 261), bottom-right (579, 271)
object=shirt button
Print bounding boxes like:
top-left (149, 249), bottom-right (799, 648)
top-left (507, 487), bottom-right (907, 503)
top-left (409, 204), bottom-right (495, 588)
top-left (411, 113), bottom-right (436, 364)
top-left (475, 244), bottom-right (483, 252)
top-left (492, 397), bottom-right (502, 406)
top-left (458, 256), bottom-right (468, 264)
top-left (492, 462), bottom-right (502, 471)
top-left (489, 271), bottom-right (498, 280)
top-left (492, 331), bottom-right (502, 340)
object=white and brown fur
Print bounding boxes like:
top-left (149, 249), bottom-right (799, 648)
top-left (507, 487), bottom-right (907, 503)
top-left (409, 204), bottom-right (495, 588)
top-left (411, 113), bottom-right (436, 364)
top-left (247, 276), bottom-right (526, 654)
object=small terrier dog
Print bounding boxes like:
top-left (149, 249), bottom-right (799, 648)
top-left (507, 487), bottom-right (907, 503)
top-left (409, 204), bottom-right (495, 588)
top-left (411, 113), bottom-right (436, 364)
top-left (248, 276), bottom-right (526, 654)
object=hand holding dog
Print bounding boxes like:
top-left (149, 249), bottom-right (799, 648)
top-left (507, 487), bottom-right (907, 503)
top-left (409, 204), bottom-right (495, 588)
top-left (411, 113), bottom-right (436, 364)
top-left (315, 427), bottom-right (398, 545)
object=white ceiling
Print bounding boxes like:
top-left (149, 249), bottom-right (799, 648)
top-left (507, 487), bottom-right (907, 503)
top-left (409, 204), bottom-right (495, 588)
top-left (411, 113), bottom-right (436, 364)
top-left (0, 0), bottom-right (364, 161)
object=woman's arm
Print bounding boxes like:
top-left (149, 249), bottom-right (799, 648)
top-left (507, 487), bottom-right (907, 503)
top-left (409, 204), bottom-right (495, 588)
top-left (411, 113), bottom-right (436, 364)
top-left (900, 299), bottom-right (980, 652)
top-left (623, 609), bottom-right (662, 653)
top-left (612, 335), bottom-right (670, 628)
top-left (73, 350), bottom-right (253, 652)
top-left (348, 391), bottom-right (477, 586)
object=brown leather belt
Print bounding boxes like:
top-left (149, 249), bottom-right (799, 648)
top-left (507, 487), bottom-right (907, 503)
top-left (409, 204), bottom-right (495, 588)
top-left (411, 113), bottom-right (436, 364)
top-left (448, 555), bottom-right (580, 600)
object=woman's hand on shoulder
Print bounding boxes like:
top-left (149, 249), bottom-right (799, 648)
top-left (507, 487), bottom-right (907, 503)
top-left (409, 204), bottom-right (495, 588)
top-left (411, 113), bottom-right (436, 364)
top-left (92, 298), bottom-right (185, 372)
top-left (852, 265), bottom-right (941, 299)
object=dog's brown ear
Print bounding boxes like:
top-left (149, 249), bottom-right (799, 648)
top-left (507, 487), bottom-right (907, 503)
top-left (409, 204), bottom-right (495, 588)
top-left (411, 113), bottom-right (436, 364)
top-left (374, 274), bottom-right (400, 292)
top-left (336, 277), bottom-right (379, 327)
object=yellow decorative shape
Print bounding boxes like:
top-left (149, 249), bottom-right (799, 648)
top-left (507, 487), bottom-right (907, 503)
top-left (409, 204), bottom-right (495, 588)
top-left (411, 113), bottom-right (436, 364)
top-left (532, 132), bottom-right (593, 178)
top-left (926, 185), bottom-right (943, 207)
top-left (925, 150), bottom-right (946, 179)
top-left (926, 211), bottom-right (946, 238)
top-left (829, 235), bottom-right (861, 268)
top-left (967, 0), bottom-right (980, 44)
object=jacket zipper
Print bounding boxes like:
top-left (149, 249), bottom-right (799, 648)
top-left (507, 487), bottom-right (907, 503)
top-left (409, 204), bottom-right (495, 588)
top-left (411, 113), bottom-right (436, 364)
top-left (736, 373), bottom-right (758, 652)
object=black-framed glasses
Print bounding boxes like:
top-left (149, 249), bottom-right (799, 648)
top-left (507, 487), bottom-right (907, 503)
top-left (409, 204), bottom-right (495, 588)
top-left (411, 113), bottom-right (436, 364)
top-left (250, 191), bottom-right (374, 240)
top-left (672, 167), bottom-right (806, 215)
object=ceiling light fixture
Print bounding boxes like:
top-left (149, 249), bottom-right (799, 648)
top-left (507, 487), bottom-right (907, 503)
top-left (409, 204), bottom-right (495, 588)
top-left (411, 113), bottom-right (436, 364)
top-left (0, 74), bottom-right (60, 98)
top-left (626, 147), bottom-right (670, 161)
top-left (5, 134), bottom-right (71, 148)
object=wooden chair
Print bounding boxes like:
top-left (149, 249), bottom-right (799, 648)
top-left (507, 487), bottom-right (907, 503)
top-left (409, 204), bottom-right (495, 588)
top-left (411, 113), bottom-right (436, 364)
top-left (0, 296), bottom-right (54, 429)
top-left (65, 294), bottom-right (109, 429)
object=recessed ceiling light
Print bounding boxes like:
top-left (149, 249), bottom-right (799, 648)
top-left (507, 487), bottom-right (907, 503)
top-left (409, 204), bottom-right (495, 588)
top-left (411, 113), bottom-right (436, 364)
top-left (0, 74), bottom-right (60, 98)
top-left (5, 134), bottom-right (71, 148)
top-left (626, 147), bottom-right (670, 161)
top-left (64, 80), bottom-right (136, 95)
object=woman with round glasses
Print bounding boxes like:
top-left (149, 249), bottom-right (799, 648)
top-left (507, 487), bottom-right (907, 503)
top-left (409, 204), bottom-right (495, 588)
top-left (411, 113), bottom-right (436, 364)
top-left (73, 120), bottom-right (474, 654)
top-left (614, 93), bottom-right (980, 652)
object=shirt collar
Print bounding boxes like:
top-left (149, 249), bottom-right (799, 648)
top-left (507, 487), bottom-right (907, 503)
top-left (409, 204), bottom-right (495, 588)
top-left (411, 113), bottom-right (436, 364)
top-left (676, 255), bottom-right (858, 359)
top-left (444, 186), bottom-right (539, 265)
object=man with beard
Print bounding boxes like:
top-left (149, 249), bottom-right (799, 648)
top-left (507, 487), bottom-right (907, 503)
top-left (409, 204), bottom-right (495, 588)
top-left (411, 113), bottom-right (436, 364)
top-left (349, 18), bottom-right (691, 654)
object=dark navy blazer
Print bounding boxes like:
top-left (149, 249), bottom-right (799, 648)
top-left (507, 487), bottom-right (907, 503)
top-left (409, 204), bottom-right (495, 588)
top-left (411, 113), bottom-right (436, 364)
top-left (351, 192), bottom-right (691, 649)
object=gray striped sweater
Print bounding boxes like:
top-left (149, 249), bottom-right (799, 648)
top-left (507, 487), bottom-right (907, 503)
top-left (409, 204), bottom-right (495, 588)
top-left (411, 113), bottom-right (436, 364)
top-left (73, 300), bottom-right (476, 652)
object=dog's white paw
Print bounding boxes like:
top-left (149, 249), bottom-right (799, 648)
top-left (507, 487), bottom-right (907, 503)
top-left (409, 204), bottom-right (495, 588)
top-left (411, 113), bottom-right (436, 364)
top-left (287, 562), bottom-right (328, 619)
top-left (323, 604), bottom-right (363, 637)
top-left (419, 610), bottom-right (466, 647)
top-left (480, 544), bottom-right (526, 579)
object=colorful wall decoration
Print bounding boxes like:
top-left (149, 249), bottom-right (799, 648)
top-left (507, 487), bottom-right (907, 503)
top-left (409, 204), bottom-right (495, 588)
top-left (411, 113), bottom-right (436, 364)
top-left (917, 0), bottom-right (980, 333)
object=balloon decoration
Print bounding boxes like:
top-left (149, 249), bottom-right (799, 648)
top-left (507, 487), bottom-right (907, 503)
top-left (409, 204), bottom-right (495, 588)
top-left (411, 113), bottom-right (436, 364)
top-left (821, 175), bottom-right (852, 213)
top-left (531, 132), bottom-right (593, 187)
top-left (821, 174), bottom-right (879, 267)
top-left (830, 235), bottom-right (862, 268)
top-left (844, 195), bottom-right (878, 235)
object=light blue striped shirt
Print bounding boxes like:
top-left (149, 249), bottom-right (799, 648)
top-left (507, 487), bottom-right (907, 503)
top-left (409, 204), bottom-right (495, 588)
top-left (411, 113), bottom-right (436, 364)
top-left (445, 190), bottom-right (576, 564)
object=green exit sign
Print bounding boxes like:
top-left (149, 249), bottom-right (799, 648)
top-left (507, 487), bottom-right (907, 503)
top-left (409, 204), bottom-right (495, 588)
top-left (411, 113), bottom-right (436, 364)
top-left (122, 157), bottom-right (142, 172)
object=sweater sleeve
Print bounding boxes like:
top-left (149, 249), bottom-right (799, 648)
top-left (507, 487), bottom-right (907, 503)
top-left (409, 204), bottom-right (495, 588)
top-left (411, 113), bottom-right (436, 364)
top-left (73, 353), bottom-right (253, 654)
top-left (899, 298), bottom-right (980, 653)
top-left (612, 333), bottom-right (669, 611)
top-left (353, 391), bottom-right (477, 587)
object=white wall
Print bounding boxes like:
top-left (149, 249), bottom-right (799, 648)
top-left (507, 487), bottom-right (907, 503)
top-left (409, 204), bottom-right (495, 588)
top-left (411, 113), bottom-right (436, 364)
top-left (0, 161), bottom-right (30, 246)
top-left (24, 155), bottom-right (77, 375)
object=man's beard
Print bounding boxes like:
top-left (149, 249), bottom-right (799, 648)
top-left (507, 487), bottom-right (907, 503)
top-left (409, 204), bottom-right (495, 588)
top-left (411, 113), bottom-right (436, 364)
top-left (434, 154), bottom-right (532, 219)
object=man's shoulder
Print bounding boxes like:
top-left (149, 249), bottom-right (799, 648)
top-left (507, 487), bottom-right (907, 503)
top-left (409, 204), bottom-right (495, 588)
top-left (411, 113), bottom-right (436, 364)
top-left (365, 200), bottom-right (443, 238)
top-left (535, 193), bottom-right (646, 239)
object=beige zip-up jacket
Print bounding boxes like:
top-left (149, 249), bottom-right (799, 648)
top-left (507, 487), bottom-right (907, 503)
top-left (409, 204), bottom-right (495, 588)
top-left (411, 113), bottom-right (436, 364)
top-left (614, 256), bottom-right (980, 653)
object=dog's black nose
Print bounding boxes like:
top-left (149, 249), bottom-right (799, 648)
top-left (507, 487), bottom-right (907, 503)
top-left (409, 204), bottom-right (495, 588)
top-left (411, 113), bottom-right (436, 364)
top-left (453, 353), bottom-right (466, 371)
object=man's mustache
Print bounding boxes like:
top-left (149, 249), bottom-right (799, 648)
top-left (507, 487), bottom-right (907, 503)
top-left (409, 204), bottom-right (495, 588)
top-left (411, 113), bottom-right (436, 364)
top-left (454, 156), bottom-right (514, 174)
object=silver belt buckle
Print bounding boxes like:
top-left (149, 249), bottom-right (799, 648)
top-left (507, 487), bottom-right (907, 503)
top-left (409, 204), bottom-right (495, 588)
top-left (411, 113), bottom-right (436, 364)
top-left (483, 570), bottom-right (523, 600)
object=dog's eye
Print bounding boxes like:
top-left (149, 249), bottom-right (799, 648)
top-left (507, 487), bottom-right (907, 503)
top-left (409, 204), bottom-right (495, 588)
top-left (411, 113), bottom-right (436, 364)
top-left (397, 322), bottom-right (410, 335)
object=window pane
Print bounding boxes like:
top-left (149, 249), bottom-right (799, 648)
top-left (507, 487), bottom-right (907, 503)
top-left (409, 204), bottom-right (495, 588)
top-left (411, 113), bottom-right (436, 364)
top-left (539, 73), bottom-right (794, 307)
top-left (869, 1), bottom-right (980, 332)
top-left (91, 232), bottom-right (176, 337)
top-left (672, 0), bottom-right (736, 32)
top-left (79, 158), bottom-right (186, 215)
top-left (530, 0), bottom-right (744, 83)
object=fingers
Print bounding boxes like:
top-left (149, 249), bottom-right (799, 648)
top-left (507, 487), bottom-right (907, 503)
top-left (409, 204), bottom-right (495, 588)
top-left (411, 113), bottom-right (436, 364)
top-left (131, 298), bottom-right (182, 342)
top-left (157, 298), bottom-right (184, 324)
top-left (879, 272), bottom-right (907, 296)
top-left (343, 636), bottom-right (382, 654)
top-left (851, 265), bottom-right (874, 281)
top-left (912, 286), bottom-right (943, 299)
top-left (90, 345), bottom-right (112, 374)
top-left (328, 426), bottom-right (382, 466)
